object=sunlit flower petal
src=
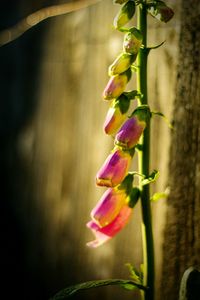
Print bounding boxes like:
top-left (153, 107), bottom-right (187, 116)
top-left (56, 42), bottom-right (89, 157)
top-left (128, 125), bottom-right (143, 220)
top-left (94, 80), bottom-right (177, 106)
top-left (96, 147), bottom-right (132, 187)
top-left (115, 116), bottom-right (146, 149)
top-left (103, 70), bottom-right (131, 100)
top-left (87, 205), bottom-right (133, 247)
top-left (91, 187), bottom-right (127, 227)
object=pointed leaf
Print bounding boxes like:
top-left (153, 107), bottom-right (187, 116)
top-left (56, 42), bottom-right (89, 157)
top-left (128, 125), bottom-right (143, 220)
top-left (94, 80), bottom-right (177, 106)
top-left (50, 279), bottom-right (147, 299)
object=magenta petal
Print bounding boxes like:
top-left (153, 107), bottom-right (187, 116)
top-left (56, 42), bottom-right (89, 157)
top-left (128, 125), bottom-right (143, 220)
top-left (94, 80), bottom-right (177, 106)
top-left (87, 205), bottom-right (133, 248)
top-left (96, 148), bottom-right (131, 187)
top-left (91, 188), bottom-right (127, 227)
top-left (115, 117), bottom-right (145, 149)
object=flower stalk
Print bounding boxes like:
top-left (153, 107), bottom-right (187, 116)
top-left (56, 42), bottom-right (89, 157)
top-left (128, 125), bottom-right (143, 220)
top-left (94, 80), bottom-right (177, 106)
top-left (137, 3), bottom-right (154, 300)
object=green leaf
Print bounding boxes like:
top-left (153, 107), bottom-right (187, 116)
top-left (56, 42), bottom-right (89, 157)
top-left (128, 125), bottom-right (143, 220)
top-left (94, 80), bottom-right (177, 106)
top-left (141, 170), bottom-right (159, 186)
top-left (125, 263), bottom-right (142, 284)
top-left (151, 188), bottom-right (169, 202)
top-left (50, 279), bottom-right (147, 299)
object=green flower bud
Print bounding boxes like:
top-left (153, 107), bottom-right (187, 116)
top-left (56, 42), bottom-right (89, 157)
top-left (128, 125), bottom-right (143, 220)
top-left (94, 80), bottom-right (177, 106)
top-left (123, 28), bottom-right (143, 54)
top-left (108, 53), bottom-right (136, 76)
top-left (113, 1), bottom-right (136, 29)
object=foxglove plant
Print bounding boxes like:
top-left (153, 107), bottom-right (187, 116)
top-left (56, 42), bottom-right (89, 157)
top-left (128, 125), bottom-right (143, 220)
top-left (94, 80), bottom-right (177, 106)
top-left (51, 1), bottom-right (174, 300)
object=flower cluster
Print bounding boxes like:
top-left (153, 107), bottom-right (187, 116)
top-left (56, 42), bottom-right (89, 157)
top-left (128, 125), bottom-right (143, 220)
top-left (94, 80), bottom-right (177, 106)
top-left (87, 2), bottom-right (145, 248)
top-left (87, 0), bottom-right (173, 248)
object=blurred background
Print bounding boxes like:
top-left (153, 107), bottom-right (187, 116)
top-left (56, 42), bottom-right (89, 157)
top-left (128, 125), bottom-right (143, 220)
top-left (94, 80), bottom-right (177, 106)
top-left (0, 0), bottom-right (181, 299)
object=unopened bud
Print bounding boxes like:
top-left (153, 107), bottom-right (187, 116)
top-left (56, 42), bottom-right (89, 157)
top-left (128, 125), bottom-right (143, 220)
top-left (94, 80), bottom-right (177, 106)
top-left (123, 28), bottom-right (143, 54)
top-left (109, 53), bottom-right (136, 76)
top-left (113, 1), bottom-right (135, 28)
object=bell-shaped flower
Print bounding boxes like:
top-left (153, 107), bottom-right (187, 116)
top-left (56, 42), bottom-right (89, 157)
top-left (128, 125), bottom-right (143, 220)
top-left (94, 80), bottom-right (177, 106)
top-left (113, 1), bottom-right (135, 28)
top-left (103, 69), bottom-right (132, 100)
top-left (103, 94), bottom-right (130, 135)
top-left (87, 204), bottom-right (132, 247)
top-left (91, 187), bottom-right (128, 227)
top-left (96, 147), bottom-right (133, 187)
top-left (108, 53), bottom-right (136, 76)
top-left (123, 28), bottom-right (143, 54)
top-left (115, 105), bottom-right (151, 149)
top-left (147, 1), bottom-right (174, 23)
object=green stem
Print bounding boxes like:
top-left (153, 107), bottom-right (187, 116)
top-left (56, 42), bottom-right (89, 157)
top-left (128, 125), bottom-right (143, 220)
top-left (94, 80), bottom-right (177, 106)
top-left (137, 3), bottom-right (155, 300)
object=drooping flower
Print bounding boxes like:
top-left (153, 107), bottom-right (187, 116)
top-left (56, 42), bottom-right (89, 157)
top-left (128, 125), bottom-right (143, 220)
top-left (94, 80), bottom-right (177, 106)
top-left (96, 147), bottom-right (133, 187)
top-left (87, 204), bottom-right (133, 247)
top-left (115, 105), bottom-right (151, 149)
top-left (123, 28), bottom-right (143, 54)
top-left (103, 69), bottom-right (132, 100)
top-left (103, 94), bottom-right (130, 135)
top-left (113, 1), bottom-right (135, 29)
top-left (87, 174), bottom-right (140, 247)
top-left (108, 53), bottom-right (136, 76)
top-left (147, 1), bottom-right (174, 23)
top-left (91, 187), bottom-right (128, 227)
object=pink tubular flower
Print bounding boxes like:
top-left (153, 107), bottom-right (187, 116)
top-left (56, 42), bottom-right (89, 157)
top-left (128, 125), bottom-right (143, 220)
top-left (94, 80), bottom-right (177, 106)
top-left (115, 116), bottom-right (146, 149)
top-left (91, 187), bottom-right (128, 227)
top-left (96, 147), bottom-right (132, 187)
top-left (115, 105), bottom-right (151, 149)
top-left (103, 69), bottom-right (131, 100)
top-left (87, 204), bottom-right (132, 248)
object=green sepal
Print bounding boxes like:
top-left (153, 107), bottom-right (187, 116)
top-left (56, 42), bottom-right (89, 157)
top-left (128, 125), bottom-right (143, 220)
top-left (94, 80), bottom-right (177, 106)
top-left (132, 105), bottom-right (151, 122)
top-left (113, 94), bottom-right (131, 114)
top-left (124, 67), bottom-right (132, 81)
top-left (50, 279), bottom-right (147, 299)
top-left (128, 187), bottom-right (140, 208)
top-left (135, 144), bottom-right (143, 151)
top-left (119, 173), bottom-right (134, 194)
top-left (123, 90), bottom-right (141, 100)
top-left (141, 170), bottom-right (159, 186)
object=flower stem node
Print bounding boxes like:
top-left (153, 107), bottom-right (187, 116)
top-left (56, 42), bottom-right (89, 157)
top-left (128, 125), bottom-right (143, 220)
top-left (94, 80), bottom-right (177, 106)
top-left (108, 53), bottom-right (136, 76)
top-left (96, 147), bottom-right (133, 187)
top-left (123, 28), bottom-right (143, 54)
top-left (113, 1), bottom-right (136, 29)
top-left (103, 69), bottom-right (132, 100)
